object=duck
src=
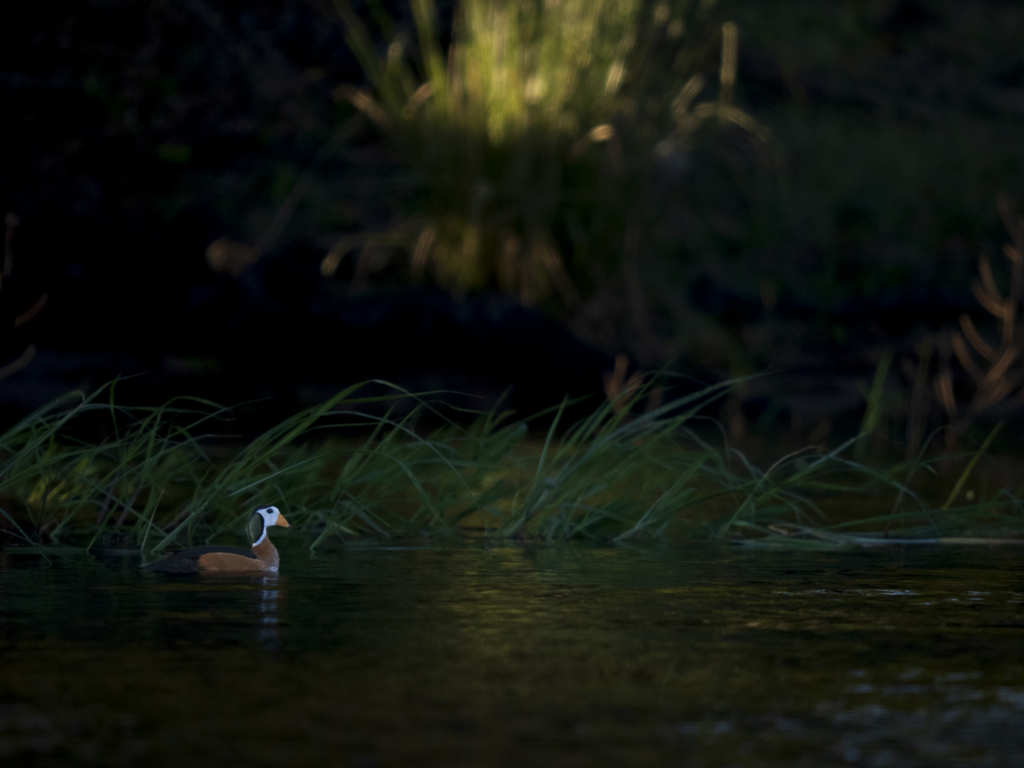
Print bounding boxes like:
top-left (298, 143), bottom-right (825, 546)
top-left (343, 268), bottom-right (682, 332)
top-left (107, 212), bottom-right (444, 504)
top-left (143, 505), bottom-right (290, 574)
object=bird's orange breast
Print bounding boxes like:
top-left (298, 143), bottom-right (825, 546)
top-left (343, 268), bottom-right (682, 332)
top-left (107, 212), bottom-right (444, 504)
top-left (196, 551), bottom-right (267, 572)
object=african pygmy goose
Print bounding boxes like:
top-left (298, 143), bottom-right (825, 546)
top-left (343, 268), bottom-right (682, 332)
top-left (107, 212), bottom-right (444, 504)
top-left (143, 506), bottom-right (289, 574)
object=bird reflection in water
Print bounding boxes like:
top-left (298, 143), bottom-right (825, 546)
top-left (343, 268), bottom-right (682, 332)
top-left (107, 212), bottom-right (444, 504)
top-left (253, 575), bottom-right (285, 651)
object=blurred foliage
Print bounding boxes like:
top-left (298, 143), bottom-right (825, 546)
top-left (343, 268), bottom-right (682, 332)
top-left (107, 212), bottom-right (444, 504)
top-left (709, 0), bottom-right (1024, 312)
top-left (3, 0), bottom-right (1024, 383)
top-left (325, 0), bottom-right (763, 339)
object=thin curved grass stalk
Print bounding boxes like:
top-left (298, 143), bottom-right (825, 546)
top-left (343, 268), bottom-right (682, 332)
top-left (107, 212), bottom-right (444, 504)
top-left (941, 420), bottom-right (1003, 510)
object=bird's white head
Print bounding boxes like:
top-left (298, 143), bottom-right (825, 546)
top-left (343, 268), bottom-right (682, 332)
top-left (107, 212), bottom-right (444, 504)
top-left (248, 505), bottom-right (290, 546)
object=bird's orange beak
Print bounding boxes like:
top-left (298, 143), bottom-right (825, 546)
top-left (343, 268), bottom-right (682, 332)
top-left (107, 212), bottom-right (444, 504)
top-left (276, 512), bottom-right (290, 528)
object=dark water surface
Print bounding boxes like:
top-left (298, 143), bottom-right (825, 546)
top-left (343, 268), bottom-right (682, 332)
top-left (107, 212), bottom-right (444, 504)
top-left (1, 542), bottom-right (1022, 766)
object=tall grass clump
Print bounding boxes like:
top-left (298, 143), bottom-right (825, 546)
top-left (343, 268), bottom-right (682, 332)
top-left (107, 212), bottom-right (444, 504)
top-left (324, 0), bottom-right (764, 318)
top-left (0, 388), bottom-right (218, 548)
top-left (3, 380), bottom-right (1022, 552)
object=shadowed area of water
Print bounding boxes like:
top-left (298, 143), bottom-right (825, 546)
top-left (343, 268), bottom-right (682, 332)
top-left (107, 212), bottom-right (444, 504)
top-left (1, 541), bottom-right (1022, 766)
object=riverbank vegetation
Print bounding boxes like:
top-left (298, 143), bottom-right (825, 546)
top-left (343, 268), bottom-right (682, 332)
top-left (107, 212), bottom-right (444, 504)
top-left (1, 381), bottom-right (1021, 553)
top-left (4, 2), bottom-right (1024, 552)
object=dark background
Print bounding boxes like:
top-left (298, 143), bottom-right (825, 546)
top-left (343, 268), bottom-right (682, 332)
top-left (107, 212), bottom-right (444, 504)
top-left (2, 0), bottom-right (1022, 435)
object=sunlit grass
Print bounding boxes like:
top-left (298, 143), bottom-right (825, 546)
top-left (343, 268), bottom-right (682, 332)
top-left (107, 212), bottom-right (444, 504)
top-left (2, 380), bottom-right (1022, 553)
top-left (324, 0), bottom-right (765, 311)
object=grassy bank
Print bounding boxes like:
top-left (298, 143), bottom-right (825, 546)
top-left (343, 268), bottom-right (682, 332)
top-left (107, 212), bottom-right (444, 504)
top-left (1, 381), bottom-right (1021, 553)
